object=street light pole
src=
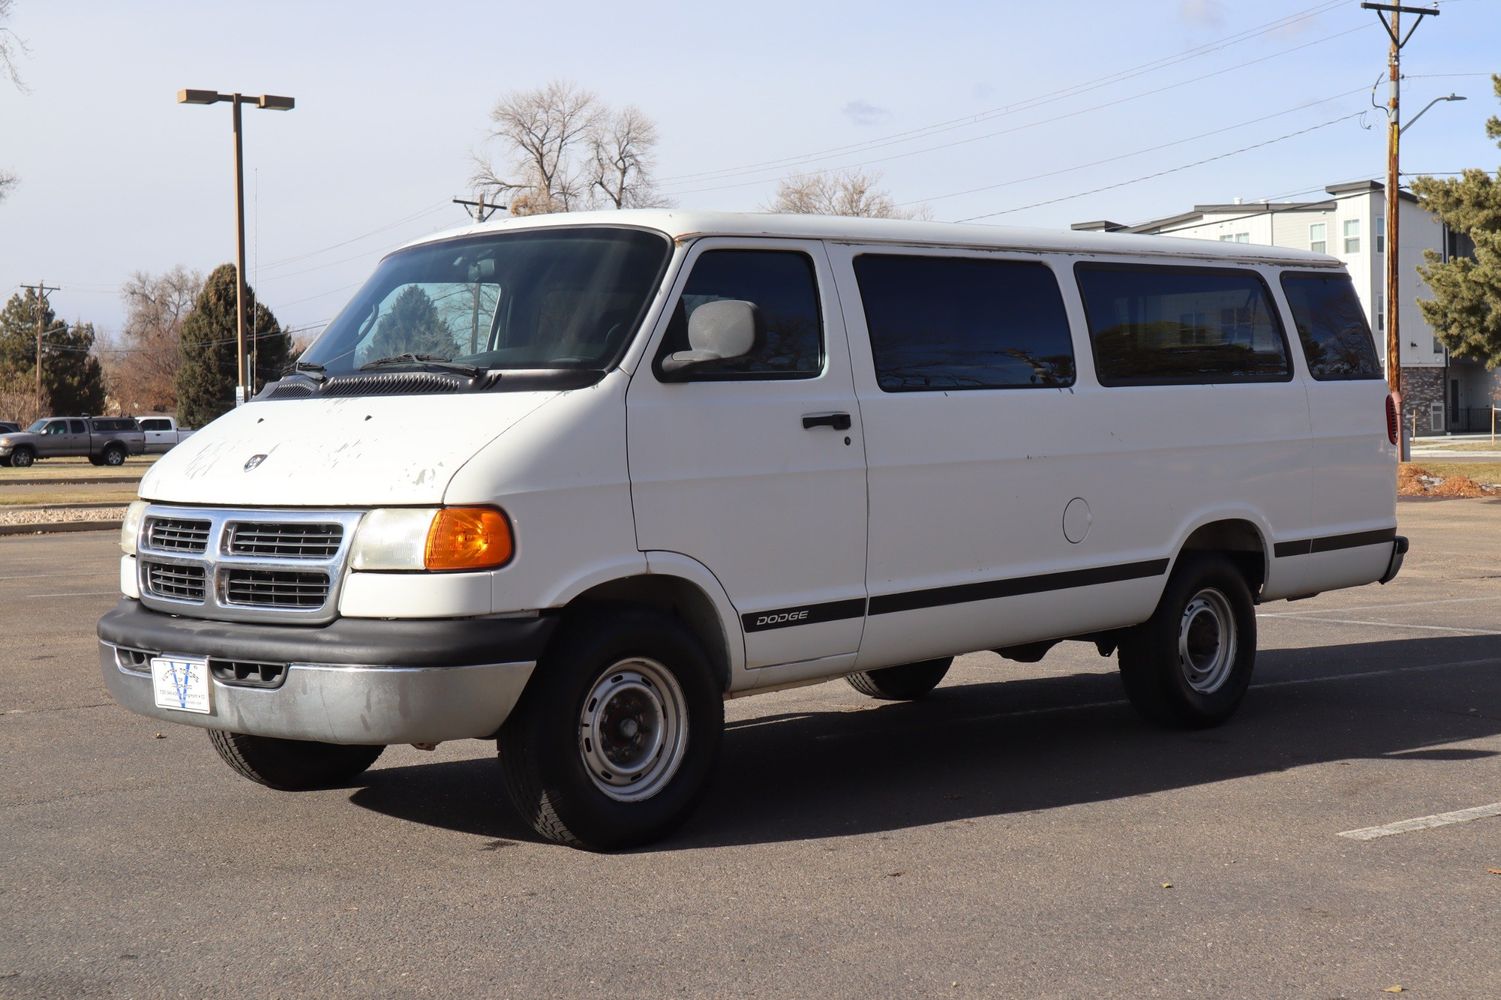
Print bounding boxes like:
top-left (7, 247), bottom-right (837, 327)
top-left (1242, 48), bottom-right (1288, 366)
top-left (178, 88), bottom-right (295, 406)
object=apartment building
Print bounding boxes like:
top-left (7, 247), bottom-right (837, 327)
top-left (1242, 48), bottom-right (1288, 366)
top-left (1075, 180), bottom-right (1494, 434)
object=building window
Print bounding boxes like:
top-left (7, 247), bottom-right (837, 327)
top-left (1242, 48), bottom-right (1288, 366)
top-left (1375, 216), bottom-right (1386, 254)
top-left (1429, 402), bottom-right (1444, 432)
top-left (1343, 219), bottom-right (1360, 254)
top-left (1218, 233), bottom-right (1249, 243)
top-left (1374, 292), bottom-right (1384, 332)
top-left (1433, 337), bottom-right (1444, 355)
top-left (1309, 223), bottom-right (1326, 254)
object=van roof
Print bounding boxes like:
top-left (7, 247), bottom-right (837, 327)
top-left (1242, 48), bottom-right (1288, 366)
top-left (396, 209), bottom-right (1343, 268)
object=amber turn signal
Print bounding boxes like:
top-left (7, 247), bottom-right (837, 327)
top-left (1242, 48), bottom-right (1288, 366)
top-left (424, 507), bottom-right (514, 571)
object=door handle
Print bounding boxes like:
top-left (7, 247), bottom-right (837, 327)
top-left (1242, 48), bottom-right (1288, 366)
top-left (802, 412), bottom-right (852, 431)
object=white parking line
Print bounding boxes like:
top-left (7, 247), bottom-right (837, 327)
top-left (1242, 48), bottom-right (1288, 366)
top-left (21, 591), bottom-right (120, 599)
top-left (1257, 614), bottom-right (1501, 636)
top-left (1338, 802), bottom-right (1501, 841)
top-left (1263, 596), bottom-right (1495, 617)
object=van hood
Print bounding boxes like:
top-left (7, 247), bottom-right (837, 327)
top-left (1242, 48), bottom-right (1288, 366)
top-left (139, 391), bottom-right (559, 507)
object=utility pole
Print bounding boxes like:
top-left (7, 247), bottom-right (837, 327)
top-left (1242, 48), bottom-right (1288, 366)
top-left (27, 281), bottom-right (60, 415)
top-left (1361, 2), bottom-right (1439, 461)
top-left (453, 193), bottom-right (507, 223)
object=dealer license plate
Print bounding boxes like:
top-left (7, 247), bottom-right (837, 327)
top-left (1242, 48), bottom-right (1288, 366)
top-left (151, 656), bottom-right (211, 714)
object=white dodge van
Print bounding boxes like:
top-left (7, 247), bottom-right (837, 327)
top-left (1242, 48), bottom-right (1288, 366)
top-left (98, 211), bottom-right (1406, 849)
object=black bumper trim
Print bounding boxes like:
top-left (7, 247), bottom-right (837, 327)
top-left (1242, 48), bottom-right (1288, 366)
top-left (97, 599), bottom-right (558, 668)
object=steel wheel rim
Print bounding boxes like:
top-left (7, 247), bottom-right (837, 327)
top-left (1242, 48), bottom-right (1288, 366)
top-left (1178, 588), bottom-right (1236, 694)
top-left (578, 657), bottom-right (687, 802)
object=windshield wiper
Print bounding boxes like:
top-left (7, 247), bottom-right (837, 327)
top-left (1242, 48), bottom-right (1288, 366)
top-left (359, 353), bottom-right (485, 378)
top-left (292, 360), bottom-right (327, 382)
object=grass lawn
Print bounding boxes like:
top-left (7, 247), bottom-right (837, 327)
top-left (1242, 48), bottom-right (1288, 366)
top-left (0, 485), bottom-right (139, 507)
top-left (1405, 460), bottom-right (1501, 486)
top-left (0, 456), bottom-right (154, 482)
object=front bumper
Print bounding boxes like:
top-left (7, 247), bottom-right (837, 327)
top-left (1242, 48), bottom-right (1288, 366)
top-left (97, 600), bottom-right (556, 745)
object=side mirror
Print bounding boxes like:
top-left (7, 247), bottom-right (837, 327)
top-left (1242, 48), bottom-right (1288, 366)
top-left (661, 299), bottom-right (758, 374)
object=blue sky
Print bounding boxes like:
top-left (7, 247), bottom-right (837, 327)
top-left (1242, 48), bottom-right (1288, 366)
top-left (1, 0), bottom-right (1497, 344)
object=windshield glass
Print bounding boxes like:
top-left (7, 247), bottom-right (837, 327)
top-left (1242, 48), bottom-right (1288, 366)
top-left (299, 227), bottom-right (670, 377)
top-left (25, 419), bottom-right (47, 433)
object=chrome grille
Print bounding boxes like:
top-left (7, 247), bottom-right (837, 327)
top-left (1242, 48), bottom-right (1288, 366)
top-left (224, 569), bottom-right (329, 609)
top-left (145, 516), bottom-right (211, 553)
top-left (227, 522), bottom-right (342, 559)
top-left (144, 562), bottom-right (206, 603)
top-left (135, 505), bottom-right (363, 624)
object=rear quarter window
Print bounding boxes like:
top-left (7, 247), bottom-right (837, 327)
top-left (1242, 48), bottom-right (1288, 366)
top-left (853, 254), bottom-right (1075, 391)
top-left (1279, 271), bottom-right (1382, 380)
top-left (1075, 263), bottom-right (1292, 386)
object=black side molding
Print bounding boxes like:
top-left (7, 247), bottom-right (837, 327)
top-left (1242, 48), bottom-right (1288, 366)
top-left (1273, 527), bottom-right (1398, 559)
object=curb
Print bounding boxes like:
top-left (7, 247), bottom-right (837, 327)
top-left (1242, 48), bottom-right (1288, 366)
top-left (0, 519), bottom-right (122, 537)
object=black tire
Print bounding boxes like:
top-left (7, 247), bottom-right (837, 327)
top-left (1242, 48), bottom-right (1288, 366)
top-left (88, 455), bottom-right (104, 466)
top-left (1117, 553), bottom-right (1256, 729)
top-left (101, 444), bottom-right (126, 466)
top-left (846, 657), bottom-right (953, 700)
top-left (207, 730), bottom-right (384, 790)
top-left (10, 446), bottom-right (34, 468)
top-left (498, 607), bottom-right (723, 851)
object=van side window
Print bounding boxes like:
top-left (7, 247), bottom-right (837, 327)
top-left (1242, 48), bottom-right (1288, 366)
top-left (656, 250), bottom-right (823, 380)
top-left (1075, 263), bottom-right (1292, 385)
top-left (1279, 272), bottom-right (1382, 380)
top-left (853, 255), bottom-right (1075, 391)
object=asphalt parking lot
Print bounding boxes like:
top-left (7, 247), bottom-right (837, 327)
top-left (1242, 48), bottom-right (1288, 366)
top-left (2, 500), bottom-right (1498, 999)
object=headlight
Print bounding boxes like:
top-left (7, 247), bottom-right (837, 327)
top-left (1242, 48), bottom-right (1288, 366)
top-left (350, 507), bottom-right (513, 572)
top-left (120, 500), bottom-right (148, 555)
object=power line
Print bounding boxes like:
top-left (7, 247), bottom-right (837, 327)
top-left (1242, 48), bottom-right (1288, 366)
top-left (658, 0), bottom-right (1351, 187)
top-left (901, 86), bottom-right (1372, 208)
top-left (954, 112), bottom-right (1365, 223)
top-left (663, 22), bottom-right (1374, 197)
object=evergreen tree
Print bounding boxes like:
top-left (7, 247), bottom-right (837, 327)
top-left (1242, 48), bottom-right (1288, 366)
top-left (175, 264), bottom-right (289, 429)
top-left (1413, 74), bottom-right (1501, 369)
top-left (365, 285), bottom-right (458, 362)
top-left (0, 288), bottom-right (106, 414)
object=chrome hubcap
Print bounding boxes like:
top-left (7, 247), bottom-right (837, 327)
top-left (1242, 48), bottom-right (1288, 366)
top-left (578, 658), bottom-right (687, 802)
top-left (1178, 588), bottom-right (1236, 694)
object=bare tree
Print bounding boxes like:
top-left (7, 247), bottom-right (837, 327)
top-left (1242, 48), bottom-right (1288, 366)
top-left (472, 81), bottom-right (667, 215)
top-left (107, 267), bottom-right (202, 415)
top-left (0, 0), bottom-right (27, 203)
top-left (766, 168), bottom-right (929, 219)
top-left (591, 106), bottom-right (665, 209)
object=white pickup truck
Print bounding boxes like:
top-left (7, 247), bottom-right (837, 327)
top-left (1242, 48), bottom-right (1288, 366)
top-left (137, 416), bottom-right (194, 454)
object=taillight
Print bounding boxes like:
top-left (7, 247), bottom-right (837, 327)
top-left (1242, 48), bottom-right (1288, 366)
top-left (1385, 394), bottom-right (1398, 446)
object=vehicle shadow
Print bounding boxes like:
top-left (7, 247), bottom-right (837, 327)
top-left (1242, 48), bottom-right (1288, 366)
top-left (346, 634), bottom-right (1501, 849)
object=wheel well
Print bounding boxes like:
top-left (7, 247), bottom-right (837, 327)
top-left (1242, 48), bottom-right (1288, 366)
top-left (1179, 519), bottom-right (1267, 596)
top-left (561, 576), bottom-right (733, 692)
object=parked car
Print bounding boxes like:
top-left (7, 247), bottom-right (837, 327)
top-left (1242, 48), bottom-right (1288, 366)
top-left (0, 416), bottom-right (146, 467)
top-left (0, 421), bottom-right (20, 435)
top-left (98, 210), bottom-right (1405, 850)
top-left (137, 416), bottom-right (194, 454)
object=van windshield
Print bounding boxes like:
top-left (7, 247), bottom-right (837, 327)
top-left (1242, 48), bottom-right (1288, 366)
top-left (297, 227), bottom-right (670, 381)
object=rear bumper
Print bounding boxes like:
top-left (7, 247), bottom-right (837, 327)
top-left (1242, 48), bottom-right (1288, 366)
top-left (96, 600), bottom-right (555, 745)
top-left (1379, 535), bottom-right (1410, 585)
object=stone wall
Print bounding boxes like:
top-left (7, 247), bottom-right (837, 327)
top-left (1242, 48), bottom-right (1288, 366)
top-left (1400, 366), bottom-right (1445, 437)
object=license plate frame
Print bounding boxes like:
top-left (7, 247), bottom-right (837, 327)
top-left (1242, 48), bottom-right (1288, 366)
top-left (151, 656), bottom-right (211, 714)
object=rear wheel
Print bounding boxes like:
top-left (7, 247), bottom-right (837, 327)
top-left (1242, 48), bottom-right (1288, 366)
top-left (10, 446), bottom-right (33, 468)
top-left (1118, 554), bottom-right (1256, 728)
top-left (102, 444), bottom-right (126, 466)
top-left (846, 657), bottom-right (953, 700)
top-left (207, 730), bottom-right (384, 790)
top-left (498, 607), bottom-right (723, 851)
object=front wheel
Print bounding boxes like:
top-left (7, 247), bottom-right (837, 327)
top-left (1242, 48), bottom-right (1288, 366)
top-left (846, 657), bottom-right (953, 700)
top-left (207, 730), bottom-right (384, 790)
top-left (1117, 554), bottom-right (1256, 728)
top-left (9, 447), bottom-right (34, 468)
top-left (498, 607), bottom-right (723, 851)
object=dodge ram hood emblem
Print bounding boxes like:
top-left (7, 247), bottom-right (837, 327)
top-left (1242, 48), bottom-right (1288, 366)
top-left (243, 454), bottom-right (267, 472)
